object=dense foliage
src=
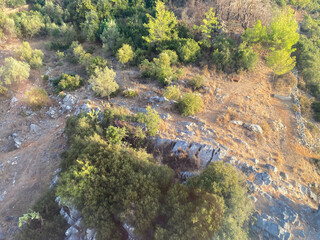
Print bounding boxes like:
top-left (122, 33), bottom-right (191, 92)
top-left (56, 107), bottom-right (253, 240)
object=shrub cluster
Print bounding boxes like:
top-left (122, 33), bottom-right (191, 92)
top-left (178, 92), bottom-right (204, 116)
top-left (53, 74), bottom-right (84, 91)
top-left (25, 87), bottom-right (50, 110)
top-left (15, 42), bottom-right (44, 69)
top-left (55, 106), bottom-right (252, 240)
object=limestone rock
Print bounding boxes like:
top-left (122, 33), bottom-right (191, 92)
top-left (30, 124), bottom-right (41, 134)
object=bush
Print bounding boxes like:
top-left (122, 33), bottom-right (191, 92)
top-left (178, 92), bottom-right (204, 116)
top-left (189, 74), bottom-right (205, 90)
top-left (5, 0), bottom-right (26, 8)
top-left (0, 12), bottom-right (16, 40)
top-left (161, 50), bottom-right (178, 65)
top-left (178, 38), bottom-right (201, 63)
top-left (123, 89), bottom-right (137, 98)
top-left (100, 19), bottom-right (122, 52)
top-left (14, 189), bottom-right (68, 240)
top-left (0, 57), bottom-right (30, 87)
top-left (25, 87), bottom-right (50, 110)
top-left (54, 74), bottom-right (84, 91)
top-left (163, 85), bottom-right (180, 101)
top-left (117, 44), bottom-right (134, 64)
top-left (89, 66), bottom-right (119, 98)
top-left (137, 106), bottom-right (163, 136)
top-left (46, 23), bottom-right (78, 51)
top-left (106, 126), bottom-right (127, 144)
top-left (70, 41), bottom-right (91, 65)
top-left (140, 52), bottom-right (180, 85)
top-left (312, 101), bottom-right (320, 121)
top-left (14, 11), bottom-right (45, 38)
top-left (86, 56), bottom-right (107, 77)
top-left (15, 42), bottom-right (44, 69)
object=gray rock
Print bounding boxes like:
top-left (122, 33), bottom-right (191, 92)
top-left (280, 172), bottom-right (288, 180)
top-left (188, 142), bottom-right (202, 160)
top-left (65, 226), bottom-right (78, 238)
top-left (46, 107), bottom-right (57, 118)
top-left (251, 196), bottom-right (257, 203)
top-left (160, 113), bottom-right (171, 120)
top-left (13, 135), bottom-right (24, 149)
top-left (148, 96), bottom-right (169, 103)
top-left (0, 191), bottom-right (6, 202)
top-left (255, 214), bottom-right (288, 239)
top-left (130, 107), bottom-right (147, 114)
top-left (180, 172), bottom-right (199, 181)
top-left (252, 158), bottom-right (259, 164)
top-left (86, 229), bottom-right (97, 240)
top-left (172, 141), bottom-right (190, 155)
top-left (74, 103), bottom-right (92, 116)
top-left (231, 120), bottom-right (243, 126)
top-left (197, 145), bottom-right (215, 167)
top-left (265, 164), bottom-right (278, 174)
top-left (298, 229), bottom-right (305, 238)
top-left (61, 94), bottom-right (77, 113)
top-left (30, 124), bottom-right (41, 134)
top-left (255, 171), bottom-right (272, 186)
top-left (247, 181), bottom-right (257, 193)
top-left (0, 226), bottom-right (4, 240)
top-left (248, 124), bottom-right (263, 134)
top-left (309, 190), bottom-right (318, 202)
top-left (298, 183), bottom-right (308, 196)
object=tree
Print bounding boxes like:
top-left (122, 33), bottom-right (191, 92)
top-left (19, 11), bottom-right (45, 38)
top-left (188, 161), bottom-right (253, 240)
top-left (143, 0), bottom-right (178, 44)
top-left (0, 57), bottom-right (30, 86)
top-left (267, 7), bottom-right (299, 52)
top-left (88, 66), bottom-right (119, 99)
top-left (177, 92), bottom-right (204, 116)
top-left (100, 20), bottom-right (121, 51)
top-left (194, 8), bottom-right (220, 48)
top-left (81, 10), bottom-right (99, 41)
top-left (137, 106), bottom-right (163, 136)
top-left (15, 42), bottom-right (44, 69)
top-left (241, 20), bottom-right (267, 45)
top-left (178, 38), bottom-right (201, 63)
top-left (116, 44), bottom-right (134, 64)
top-left (267, 49), bottom-right (296, 75)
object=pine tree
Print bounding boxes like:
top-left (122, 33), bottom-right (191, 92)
top-left (143, 0), bottom-right (178, 44)
top-left (267, 49), bottom-right (296, 75)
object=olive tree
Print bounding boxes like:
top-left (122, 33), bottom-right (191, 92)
top-left (89, 66), bottom-right (119, 99)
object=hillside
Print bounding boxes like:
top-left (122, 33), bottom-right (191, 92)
top-left (0, 0), bottom-right (320, 240)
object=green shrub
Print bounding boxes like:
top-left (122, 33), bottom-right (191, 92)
top-left (41, 0), bottom-right (63, 24)
top-left (14, 11), bottom-right (45, 38)
top-left (123, 89), bottom-right (137, 98)
top-left (86, 56), bottom-right (107, 77)
top-left (0, 57), bottom-right (30, 87)
top-left (137, 106), bottom-right (162, 136)
top-left (0, 12), bottom-right (16, 40)
top-left (188, 161), bottom-right (253, 240)
top-left (178, 38), bottom-right (201, 63)
top-left (140, 52), bottom-right (180, 85)
top-left (54, 74), bottom-right (84, 91)
top-left (178, 92), bottom-right (204, 116)
top-left (70, 41), bottom-right (91, 65)
top-left (46, 23), bottom-right (78, 51)
top-left (100, 19), bottom-right (122, 52)
top-left (117, 44), bottom-right (134, 64)
top-left (5, 0), bottom-right (26, 8)
top-left (25, 87), bottom-right (50, 110)
top-left (237, 42), bottom-right (258, 71)
top-left (89, 66), bottom-right (118, 98)
top-left (15, 42), bottom-right (44, 69)
top-left (14, 189), bottom-right (68, 240)
top-left (189, 74), bottom-right (205, 90)
top-left (161, 50), bottom-right (178, 65)
top-left (163, 85), bottom-right (180, 101)
top-left (106, 126), bottom-right (127, 144)
top-left (212, 36), bottom-right (237, 72)
top-left (312, 101), bottom-right (320, 121)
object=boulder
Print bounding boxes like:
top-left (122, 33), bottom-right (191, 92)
top-left (280, 172), bottom-right (288, 180)
top-left (86, 229), bottom-right (97, 240)
top-left (148, 96), bottom-right (169, 103)
top-left (30, 124), bottom-right (41, 134)
top-left (74, 103), bottom-right (92, 116)
top-left (46, 107), bottom-right (57, 119)
top-left (172, 141), bottom-right (190, 156)
top-left (188, 142), bottom-right (202, 160)
top-left (197, 145), bottom-right (215, 167)
top-left (60, 94), bottom-right (77, 113)
top-left (255, 171), bottom-right (272, 186)
top-left (231, 120), bottom-right (243, 126)
top-left (248, 124), bottom-right (263, 134)
top-left (265, 164), bottom-right (278, 174)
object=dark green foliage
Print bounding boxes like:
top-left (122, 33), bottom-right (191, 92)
top-left (105, 125), bottom-right (127, 144)
top-left (140, 51), bottom-right (181, 85)
top-left (177, 92), bottom-right (204, 116)
top-left (53, 74), bottom-right (85, 91)
top-left (137, 106), bottom-right (162, 136)
top-left (86, 56), bottom-right (107, 76)
top-left (13, 11), bottom-right (45, 38)
top-left (188, 162), bottom-right (253, 240)
top-left (178, 38), bottom-right (201, 63)
top-left (5, 0), bottom-right (26, 8)
top-left (14, 189), bottom-right (68, 240)
top-left (189, 74), bottom-right (205, 90)
top-left (312, 101), bottom-right (320, 121)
